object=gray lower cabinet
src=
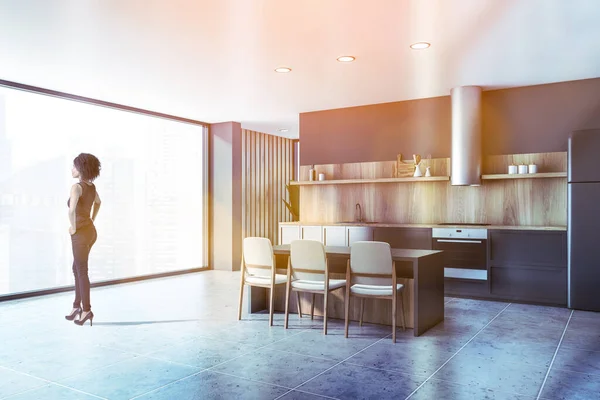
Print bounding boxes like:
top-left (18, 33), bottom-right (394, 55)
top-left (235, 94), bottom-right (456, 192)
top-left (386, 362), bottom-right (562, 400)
top-left (489, 230), bottom-right (567, 306)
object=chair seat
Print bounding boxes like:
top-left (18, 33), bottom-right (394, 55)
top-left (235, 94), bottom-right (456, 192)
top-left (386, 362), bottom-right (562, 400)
top-left (291, 279), bottom-right (346, 291)
top-left (350, 283), bottom-right (404, 296)
top-left (245, 274), bottom-right (288, 286)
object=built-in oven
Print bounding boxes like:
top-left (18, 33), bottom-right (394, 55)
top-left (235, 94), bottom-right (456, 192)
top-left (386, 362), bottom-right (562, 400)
top-left (432, 228), bottom-right (488, 282)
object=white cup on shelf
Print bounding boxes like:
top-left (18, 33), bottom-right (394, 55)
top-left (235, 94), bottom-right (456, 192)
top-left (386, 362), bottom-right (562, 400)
top-left (318, 173), bottom-right (325, 181)
top-left (508, 165), bottom-right (517, 174)
top-left (528, 164), bottom-right (538, 174)
top-left (518, 165), bottom-right (528, 174)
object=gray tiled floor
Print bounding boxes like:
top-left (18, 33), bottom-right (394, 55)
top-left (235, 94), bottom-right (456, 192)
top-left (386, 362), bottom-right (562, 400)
top-left (1, 271), bottom-right (600, 400)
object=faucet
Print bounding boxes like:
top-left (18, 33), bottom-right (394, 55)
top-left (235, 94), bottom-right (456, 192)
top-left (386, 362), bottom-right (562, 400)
top-left (355, 203), bottom-right (363, 223)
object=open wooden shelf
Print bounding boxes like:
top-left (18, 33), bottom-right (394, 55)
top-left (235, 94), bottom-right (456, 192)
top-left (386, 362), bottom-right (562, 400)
top-left (289, 176), bottom-right (450, 186)
top-left (481, 172), bottom-right (567, 180)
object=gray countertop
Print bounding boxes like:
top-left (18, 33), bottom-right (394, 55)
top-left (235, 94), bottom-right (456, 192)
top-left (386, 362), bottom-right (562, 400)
top-left (279, 221), bottom-right (567, 231)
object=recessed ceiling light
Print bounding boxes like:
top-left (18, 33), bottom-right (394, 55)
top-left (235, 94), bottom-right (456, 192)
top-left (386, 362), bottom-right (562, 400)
top-left (337, 56), bottom-right (355, 62)
top-left (274, 67), bottom-right (292, 73)
top-left (410, 42), bottom-right (431, 50)
top-left (277, 128), bottom-right (289, 133)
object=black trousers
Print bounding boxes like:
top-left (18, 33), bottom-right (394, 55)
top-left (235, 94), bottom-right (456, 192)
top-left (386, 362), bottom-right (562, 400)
top-left (71, 223), bottom-right (97, 312)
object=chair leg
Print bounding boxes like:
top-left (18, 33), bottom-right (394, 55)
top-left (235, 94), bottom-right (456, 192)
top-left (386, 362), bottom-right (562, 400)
top-left (399, 291), bottom-right (406, 331)
top-left (237, 279), bottom-right (244, 321)
top-left (392, 292), bottom-right (397, 343)
top-left (284, 281), bottom-right (291, 329)
top-left (269, 285), bottom-right (275, 327)
top-left (323, 291), bottom-right (328, 335)
top-left (344, 289), bottom-right (350, 338)
top-left (311, 294), bottom-right (315, 320)
top-left (296, 292), bottom-right (303, 318)
top-left (359, 298), bottom-right (365, 327)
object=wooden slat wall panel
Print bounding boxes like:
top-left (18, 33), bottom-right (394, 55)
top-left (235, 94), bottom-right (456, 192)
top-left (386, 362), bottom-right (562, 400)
top-left (242, 129), bottom-right (294, 244)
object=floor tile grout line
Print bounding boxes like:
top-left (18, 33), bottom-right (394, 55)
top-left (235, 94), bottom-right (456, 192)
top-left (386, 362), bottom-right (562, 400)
top-left (404, 302), bottom-right (512, 400)
top-left (289, 389), bottom-right (341, 400)
top-left (536, 309), bottom-right (574, 400)
top-left (0, 366), bottom-right (108, 400)
top-left (5, 326), bottom-right (309, 399)
top-left (342, 361), bottom-right (430, 379)
top-left (423, 375), bottom-right (545, 399)
top-left (265, 347), bottom-right (340, 362)
top-left (272, 332), bottom-right (395, 400)
top-left (261, 331), bottom-right (394, 363)
top-left (95, 345), bottom-right (211, 371)
top-left (0, 355), bottom-right (142, 397)
top-left (212, 369), bottom-right (341, 400)
top-left (201, 370), bottom-right (295, 391)
top-left (128, 327), bottom-right (311, 400)
top-left (209, 370), bottom-right (340, 399)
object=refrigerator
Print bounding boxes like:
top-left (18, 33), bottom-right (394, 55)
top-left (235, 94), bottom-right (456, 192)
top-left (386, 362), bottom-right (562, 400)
top-left (568, 128), bottom-right (600, 311)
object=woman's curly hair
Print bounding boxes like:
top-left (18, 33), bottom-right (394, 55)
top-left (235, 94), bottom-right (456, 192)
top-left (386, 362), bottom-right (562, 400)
top-left (74, 153), bottom-right (101, 182)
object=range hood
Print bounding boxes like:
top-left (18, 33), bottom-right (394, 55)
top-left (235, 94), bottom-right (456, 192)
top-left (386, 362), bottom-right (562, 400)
top-left (451, 86), bottom-right (482, 186)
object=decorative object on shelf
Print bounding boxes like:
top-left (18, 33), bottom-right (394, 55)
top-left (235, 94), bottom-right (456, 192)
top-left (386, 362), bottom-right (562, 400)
top-left (425, 154), bottom-right (432, 177)
top-left (413, 154), bottom-right (422, 177)
top-left (318, 173), bottom-right (326, 181)
top-left (508, 164), bottom-right (517, 174)
top-left (394, 153), bottom-right (417, 177)
top-left (309, 165), bottom-right (316, 181)
top-left (528, 164), bottom-right (538, 174)
top-left (518, 164), bottom-right (528, 174)
top-left (481, 172), bottom-right (566, 180)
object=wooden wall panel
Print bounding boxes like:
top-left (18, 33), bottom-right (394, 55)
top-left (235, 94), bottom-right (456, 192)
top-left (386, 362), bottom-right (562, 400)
top-left (298, 152), bottom-right (567, 226)
top-left (242, 130), bottom-right (294, 244)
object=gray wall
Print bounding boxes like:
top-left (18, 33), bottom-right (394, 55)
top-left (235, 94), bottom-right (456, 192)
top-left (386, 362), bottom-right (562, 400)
top-left (209, 122), bottom-right (242, 271)
top-left (299, 78), bottom-right (600, 165)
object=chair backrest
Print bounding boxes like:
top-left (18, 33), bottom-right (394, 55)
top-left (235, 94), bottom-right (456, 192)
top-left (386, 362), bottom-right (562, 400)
top-left (243, 237), bottom-right (274, 277)
top-left (290, 240), bottom-right (327, 281)
top-left (350, 241), bottom-right (393, 286)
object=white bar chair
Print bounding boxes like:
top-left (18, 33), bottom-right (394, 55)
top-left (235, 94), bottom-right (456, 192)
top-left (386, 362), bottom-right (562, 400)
top-left (284, 240), bottom-right (346, 334)
top-left (344, 241), bottom-right (406, 343)
top-left (238, 237), bottom-right (287, 326)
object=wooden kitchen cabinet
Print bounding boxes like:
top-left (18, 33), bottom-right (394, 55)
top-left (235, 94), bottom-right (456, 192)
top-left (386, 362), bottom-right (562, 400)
top-left (347, 227), bottom-right (373, 245)
top-left (301, 225), bottom-right (324, 243)
top-left (323, 226), bottom-right (347, 246)
top-left (279, 225), bottom-right (301, 245)
top-left (373, 228), bottom-right (433, 249)
top-left (489, 230), bottom-right (567, 306)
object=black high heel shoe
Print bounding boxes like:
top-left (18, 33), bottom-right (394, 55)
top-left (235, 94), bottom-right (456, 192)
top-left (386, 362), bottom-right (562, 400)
top-left (65, 308), bottom-right (82, 321)
top-left (74, 311), bottom-right (94, 326)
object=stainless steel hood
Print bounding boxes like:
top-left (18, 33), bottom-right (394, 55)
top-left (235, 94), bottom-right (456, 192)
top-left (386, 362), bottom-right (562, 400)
top-left (451, 86), bottom-right (482, 186)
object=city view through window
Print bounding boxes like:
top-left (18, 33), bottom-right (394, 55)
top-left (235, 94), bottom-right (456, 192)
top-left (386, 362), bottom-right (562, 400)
top-left (0, 87), bottom-right (206, 296)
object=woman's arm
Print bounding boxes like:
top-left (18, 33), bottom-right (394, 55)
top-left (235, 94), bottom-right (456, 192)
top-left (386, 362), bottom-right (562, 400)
top-left (68, 184), bottom-right (82, 234)
top-left (91, 191), bottom-right (101, 222)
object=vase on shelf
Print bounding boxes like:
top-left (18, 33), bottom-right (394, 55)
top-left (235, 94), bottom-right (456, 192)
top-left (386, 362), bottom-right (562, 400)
top-left (425, 166), bottom-right (432, 177)
top-left (413, 164), bottom-right (423, 177)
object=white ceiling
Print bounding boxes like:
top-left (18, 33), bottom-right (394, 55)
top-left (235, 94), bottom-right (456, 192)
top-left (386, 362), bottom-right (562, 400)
top-left (0, 0), bottom-right (599, 139)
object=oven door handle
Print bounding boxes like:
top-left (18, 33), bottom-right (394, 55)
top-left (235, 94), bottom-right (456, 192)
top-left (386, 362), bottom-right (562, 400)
top-left (435, 239), bottom-right (483, 244)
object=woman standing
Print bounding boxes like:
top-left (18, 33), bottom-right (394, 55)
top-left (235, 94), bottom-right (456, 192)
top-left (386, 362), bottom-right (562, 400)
top-left (64, 153), bottom-right (101, 326)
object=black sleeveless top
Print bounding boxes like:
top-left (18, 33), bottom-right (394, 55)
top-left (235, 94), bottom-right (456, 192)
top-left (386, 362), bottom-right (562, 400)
top-left (67, 182), bottom-right (96, 228)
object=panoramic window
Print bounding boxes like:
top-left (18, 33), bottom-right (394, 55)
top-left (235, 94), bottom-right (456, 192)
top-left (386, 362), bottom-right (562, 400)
top-left (0, 86), bottom-right (207, 296)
